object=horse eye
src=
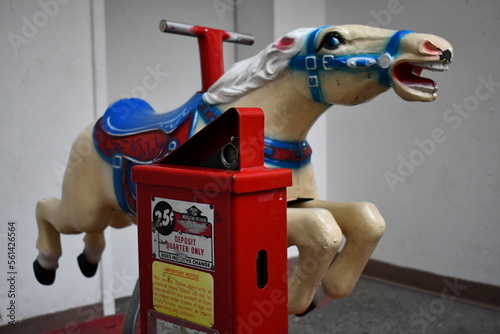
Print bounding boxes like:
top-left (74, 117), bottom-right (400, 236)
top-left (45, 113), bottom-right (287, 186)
top-left (320, 32), bottom-right (344, 51)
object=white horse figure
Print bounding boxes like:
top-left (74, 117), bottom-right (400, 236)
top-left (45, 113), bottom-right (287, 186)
top-left (34, 24), bottom-right (452, 314)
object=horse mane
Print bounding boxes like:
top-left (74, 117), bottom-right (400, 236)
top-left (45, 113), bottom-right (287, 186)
top-left (202, 27), bottom-right (314, 105)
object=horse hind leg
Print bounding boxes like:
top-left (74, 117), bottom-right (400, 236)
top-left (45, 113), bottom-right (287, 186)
top-left (34, 198), bottom-right (64, 285)
top-left (78, 232), bottom-right (105, 278)
top-left (76, 207), bottom-right (135, 277)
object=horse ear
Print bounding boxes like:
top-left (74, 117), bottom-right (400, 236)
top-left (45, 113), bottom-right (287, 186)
top-left (275, 37), bottom-right (296, 51)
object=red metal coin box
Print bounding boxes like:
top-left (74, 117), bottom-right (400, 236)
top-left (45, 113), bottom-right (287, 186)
top-left (133, 108), bottom-right (291, 333)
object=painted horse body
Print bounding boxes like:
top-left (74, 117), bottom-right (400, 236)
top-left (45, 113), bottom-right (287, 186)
top-left (35, 24), bottom-right (453, 314)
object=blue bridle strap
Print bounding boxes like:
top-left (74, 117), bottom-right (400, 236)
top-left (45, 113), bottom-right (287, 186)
top-left (378, 29), bottom-right (414, 85)
top-left (289, 28), bottom-right (415, 104)
top-left (304, 26), bottom-right (330, 104)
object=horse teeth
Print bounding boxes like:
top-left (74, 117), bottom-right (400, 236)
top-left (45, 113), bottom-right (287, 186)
top-left (407, 83), bottom-right (438, 94)
top-left (413, 62), bottom-right (449, 71)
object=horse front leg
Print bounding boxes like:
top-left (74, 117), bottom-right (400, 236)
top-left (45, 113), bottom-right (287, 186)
top-left (293, 200), bottom-right (386, 304)
top-left (286, 207), bottom-right (342, 314)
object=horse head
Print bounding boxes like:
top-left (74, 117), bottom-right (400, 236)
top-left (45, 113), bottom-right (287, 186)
top-left (285, 25), bottom-right (453, 105)
top-left (204, 25), bottom-right (453, 143)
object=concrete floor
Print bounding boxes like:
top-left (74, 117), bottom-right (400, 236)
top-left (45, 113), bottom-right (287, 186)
top-left (288, 278), bottom-right (500, 334)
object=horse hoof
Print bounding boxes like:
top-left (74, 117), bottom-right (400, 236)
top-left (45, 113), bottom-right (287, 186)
top-left (77, 253), bottom-right (99, 278)
top-left (33, 260), bottom-right (56, 285)
top-left (295, 302), bottom-right (316, 317)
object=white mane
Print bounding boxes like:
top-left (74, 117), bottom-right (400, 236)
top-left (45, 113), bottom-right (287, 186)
top-left (202, 28), bottom-right (315, 105)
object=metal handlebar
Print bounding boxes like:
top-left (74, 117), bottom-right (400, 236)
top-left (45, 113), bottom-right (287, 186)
top-left (158, 20), bottom-right (255, 91)
top-left (159, 20), bottom-right (255, 46)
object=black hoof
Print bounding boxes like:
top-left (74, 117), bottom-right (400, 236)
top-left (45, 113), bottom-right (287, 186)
top-left (296, 302), bottom-right (316, 317)
top-left (33, 259), bottom-right (56, 285)
top-left (77, 253), bottom-right (99, 278)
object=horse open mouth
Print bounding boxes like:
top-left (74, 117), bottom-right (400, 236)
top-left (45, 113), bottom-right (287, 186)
top-left (392, 61), bottom-right (449, 101)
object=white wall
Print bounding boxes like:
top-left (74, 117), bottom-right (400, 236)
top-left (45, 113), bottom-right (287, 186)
top-left (0, 0), bottom-right (103, 324)
top-left (325, 0), bottom-right (500, 286)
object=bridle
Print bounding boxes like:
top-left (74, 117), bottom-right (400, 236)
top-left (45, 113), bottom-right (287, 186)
top-left (288, 26), bottom-right (415, 104)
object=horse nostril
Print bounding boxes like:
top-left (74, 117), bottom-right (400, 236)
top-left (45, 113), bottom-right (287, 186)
top-left (419, 39), bottom-right (441, 56)
top-left (439, 49), bottom-right (452, 63)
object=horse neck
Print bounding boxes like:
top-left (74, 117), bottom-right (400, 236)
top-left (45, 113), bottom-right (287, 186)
top-left (219, 75), bottom-right (329, 142)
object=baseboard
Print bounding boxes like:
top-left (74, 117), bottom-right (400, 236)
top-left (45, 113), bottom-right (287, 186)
top-left (362, 259), bottom-right (500, 310)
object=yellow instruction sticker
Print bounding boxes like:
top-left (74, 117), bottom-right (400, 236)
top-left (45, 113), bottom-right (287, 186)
top-left (153, 261), bottom-right (214, 328)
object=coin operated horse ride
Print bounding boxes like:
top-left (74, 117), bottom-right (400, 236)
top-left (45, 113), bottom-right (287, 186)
top-left (34, 21), bottom-right (452, 314)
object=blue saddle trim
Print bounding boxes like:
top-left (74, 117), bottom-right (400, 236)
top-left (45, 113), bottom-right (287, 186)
top-left (198, 100), bottom-right (223, 124)
top-left (102, 93), bottom-right (203, 136)
top-left (113, 157), bottom-right (134, 215)
top-left (95, 94), bottom-right (206, 215)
